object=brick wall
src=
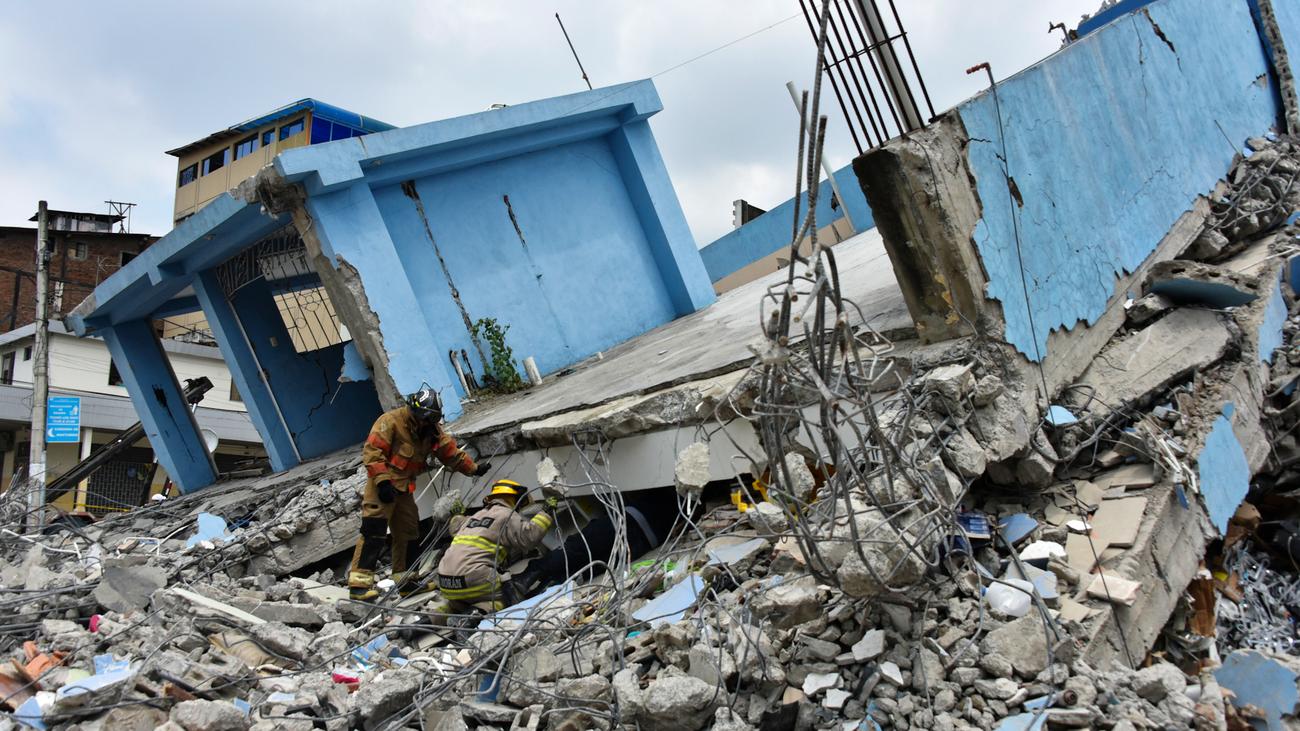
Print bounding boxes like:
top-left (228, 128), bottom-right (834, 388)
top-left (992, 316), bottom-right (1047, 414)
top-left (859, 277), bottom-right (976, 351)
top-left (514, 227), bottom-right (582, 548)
top-left (0, 227), bottom-right (154, 333)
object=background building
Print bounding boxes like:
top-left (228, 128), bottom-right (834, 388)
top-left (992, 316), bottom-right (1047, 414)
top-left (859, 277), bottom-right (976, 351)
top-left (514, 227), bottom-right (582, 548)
top-left (0, 210), bottom-right (154, 334)
top-left (169, 99), bottom-right (395, 224)
top-left (0, 322), bottom-right (261, 515)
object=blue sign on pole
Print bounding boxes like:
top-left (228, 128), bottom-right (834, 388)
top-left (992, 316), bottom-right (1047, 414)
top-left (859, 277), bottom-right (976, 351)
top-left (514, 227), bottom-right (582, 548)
top-left (47, 396), bottom-right (81, 444)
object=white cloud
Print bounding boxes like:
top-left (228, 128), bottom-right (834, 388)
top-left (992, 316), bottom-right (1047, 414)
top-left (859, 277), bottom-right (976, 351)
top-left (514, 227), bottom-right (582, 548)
top-left (0, 1), bottom-right (1101, 245)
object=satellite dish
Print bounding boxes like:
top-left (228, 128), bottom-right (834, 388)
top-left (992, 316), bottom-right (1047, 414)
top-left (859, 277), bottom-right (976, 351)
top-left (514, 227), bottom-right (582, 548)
top-left (200, 429), bottom-right (220, 454)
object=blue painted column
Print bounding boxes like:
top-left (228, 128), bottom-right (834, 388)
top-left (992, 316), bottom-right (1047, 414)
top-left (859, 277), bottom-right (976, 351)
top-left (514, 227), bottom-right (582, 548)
top-left (608, 120), bottom-right (716, 315)
top-left (192, 270), bottom-right (300, 472)
top-left (303, 183), bottom-right (465, 419)
top-left (101, 319), bottom-right (217, 492)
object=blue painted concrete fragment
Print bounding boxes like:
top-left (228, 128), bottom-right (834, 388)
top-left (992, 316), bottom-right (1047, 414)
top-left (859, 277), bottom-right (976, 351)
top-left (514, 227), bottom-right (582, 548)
top-left (994, 712), bottom-right (1047, 731)
top-left (1148, 277), bottom-right (1257, 308)
top-left (699, 163), bottom-right (875, 283)
top-left (1046, 405), bottom-right (1078, 427)
top-left (1214, 649), bottom-right (1300, 731)
top-left (960, 0), bottom-right (1280, 360)
top-left (1260, 277), bottom-right (1288, 363)
top-left (633, 574), bottom-right (705, 627)
top-left (1198, 403), bottom-right (1251, 535)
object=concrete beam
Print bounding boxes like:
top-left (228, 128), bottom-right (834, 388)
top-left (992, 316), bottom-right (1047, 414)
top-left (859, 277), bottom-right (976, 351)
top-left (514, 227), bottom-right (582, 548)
top-left (192, 269), bottom-right (300, 472)
top-left (101, 318), bottom-right (216, 492)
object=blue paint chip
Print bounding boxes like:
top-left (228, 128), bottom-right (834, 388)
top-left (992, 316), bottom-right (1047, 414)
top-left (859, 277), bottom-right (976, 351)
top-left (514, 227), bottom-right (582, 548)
top-left (1198, 403), bottom-right (1250, 535)
top-left (14, 696), bottom-right (45, 730)
top-left (1046, 405), bottom-right (1078, 427)
top-left (994, 711), bottom-right (1047, 731)
top-left (1214, 650), bottom-right (1300, 731)
top-left (998, 513), bottom-right (1038, 544)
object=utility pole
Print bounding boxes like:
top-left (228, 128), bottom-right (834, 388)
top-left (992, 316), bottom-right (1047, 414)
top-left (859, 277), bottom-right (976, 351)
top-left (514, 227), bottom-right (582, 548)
top-left (27, 201), bottom-right (50, 531)
top-left (785, 81), bottom-right (856, 235)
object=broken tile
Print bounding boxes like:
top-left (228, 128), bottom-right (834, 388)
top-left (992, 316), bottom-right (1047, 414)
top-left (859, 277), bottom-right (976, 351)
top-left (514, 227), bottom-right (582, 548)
top-left (1085, 571), bottom-right (1141, 606)
top-left (1095, 463), bottom-right (1157, 491)
top-left (1057, 598), bottom-right (1093, 623)
top-left (1090, 496), bottom-right (1147, 549)
top-left (1065, 533), bottom-right (1099, 576)
top-left (1073, 480), bottom-right (1105, 509)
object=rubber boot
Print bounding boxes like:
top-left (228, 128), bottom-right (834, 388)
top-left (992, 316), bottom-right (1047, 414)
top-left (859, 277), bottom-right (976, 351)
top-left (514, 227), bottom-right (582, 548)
top-left (394, 571), bottom-right (436, 599)
top-left (348, 569), bottom-right (379, 601)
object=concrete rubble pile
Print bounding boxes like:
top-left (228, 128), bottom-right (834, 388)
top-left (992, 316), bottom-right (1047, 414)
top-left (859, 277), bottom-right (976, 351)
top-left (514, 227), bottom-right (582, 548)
top-left (4, 101), bottom-right (1300, 731)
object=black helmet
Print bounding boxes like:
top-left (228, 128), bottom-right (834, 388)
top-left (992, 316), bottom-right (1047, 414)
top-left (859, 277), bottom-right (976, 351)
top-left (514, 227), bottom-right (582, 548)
top-left (405, 387), bottom-right (443, 424)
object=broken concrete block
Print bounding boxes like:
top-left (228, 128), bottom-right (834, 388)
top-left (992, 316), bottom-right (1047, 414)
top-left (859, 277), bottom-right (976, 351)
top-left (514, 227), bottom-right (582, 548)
top-left (921, 363), bottom-right (975, 405)
top-left (510, 646), bottom-right (561, 684)
top-left (880, 661), bottom-right (904, 686)
top-left (801, 672), bottom-right (840, 696)
top-left (170, 700), bottom-right (250, 731)
top-left (94, 562), bottom-right (166, 613)
top-left (641, 673), bottom-right (720, 730)
top-left (747, 501), bottom-right (789, 536)
top-left (942, 426), bottom-right (988, 479)
top-left (972, 393), bottom-right (1032, 462)
top-left (1185, 227), bottom-right (1231, 261)
top-left (1126, 293), bottom-right (1175, 327)
top-left (836, 513), bottom-right (927, 598)
top-left (1014, 430), bottom-right (1058, 487)
top-left (981, 615), bottom-right (1049, 679)
top-left (1132, 662), bottom-right (1187, 702)
top-left (674, 442), bottom-right (711, 500)
top-left (536, 457), bottom-right (561, 487)
top-left (748, 575), bottom-right (819, 628)
top-left (353, 669), bottom-right (421, 730)
top-left (249, 621), bottom-right (313, 662)
top-left (1073, 308), bottom-right (1232, 416)
top-left (1147, 259), bottom-right (1259, 308)
top-left (851, 629), bottom-right (886, 662)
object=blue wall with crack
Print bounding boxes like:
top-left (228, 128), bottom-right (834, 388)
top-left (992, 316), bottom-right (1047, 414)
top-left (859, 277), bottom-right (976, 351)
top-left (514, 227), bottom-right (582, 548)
top-left (959, 0), bottom-right (1284, 361)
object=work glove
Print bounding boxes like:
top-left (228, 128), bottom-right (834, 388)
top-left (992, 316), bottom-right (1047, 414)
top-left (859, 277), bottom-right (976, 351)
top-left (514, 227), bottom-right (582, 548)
top-left (545, 496), bottom-right (560, 511)
top-left (450, 498), bottom-right (465, 516)
top-left (377, 480), bottom-right (397, 504)
top-left (474, 462), bottom-right (492, 477)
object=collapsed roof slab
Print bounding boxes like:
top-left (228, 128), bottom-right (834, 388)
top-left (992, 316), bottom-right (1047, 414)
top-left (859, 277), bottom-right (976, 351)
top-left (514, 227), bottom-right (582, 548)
top-left (853, 0), bottom-right (1293, 401)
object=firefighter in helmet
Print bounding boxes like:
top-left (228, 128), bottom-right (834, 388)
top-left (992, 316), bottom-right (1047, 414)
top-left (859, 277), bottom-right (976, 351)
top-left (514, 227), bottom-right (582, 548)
top-left (429, 478), bottom-right (559, 620)
top-left (349, 388), bottom-right (490, 601)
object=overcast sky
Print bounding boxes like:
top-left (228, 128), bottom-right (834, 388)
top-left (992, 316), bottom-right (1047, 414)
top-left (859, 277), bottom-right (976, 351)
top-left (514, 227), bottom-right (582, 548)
top-left (0, 1), bottom-right (1099, 246)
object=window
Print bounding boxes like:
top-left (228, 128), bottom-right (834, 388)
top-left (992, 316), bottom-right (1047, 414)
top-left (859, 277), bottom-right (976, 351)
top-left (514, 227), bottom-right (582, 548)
top-left (178, 164), bottom-right (198, 187)
top-left (108, 361), bottom-right (123, 387)
top-left (200, 147), bottom-right (229, 176)
top-left (333, 123), bottom-right (358, 141)
top-left (22, 346), bottom-right (31, 362)
top-left (229, 380), bottom-right (242, 402)
top-left (279, 117), bottom-right (305, 140)
top-left (70, 242), bottom-right (88, 261)
top-left (233, 135), bottom-right (258, 161)
top-left (261, 129), bottom-right (274, 147)
top-left (119, 251), bottom-right (137, 267)
top-left (1, 353), bottom-right (14, 386)
top-left (310, 119), bottom-right (332, 145)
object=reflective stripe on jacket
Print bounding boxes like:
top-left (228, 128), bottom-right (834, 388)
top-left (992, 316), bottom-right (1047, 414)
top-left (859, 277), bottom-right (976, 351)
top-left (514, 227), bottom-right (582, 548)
top-left (437, 502), bottom-right (554, 578)
top-left (361, 406), bottom-right (478, 492)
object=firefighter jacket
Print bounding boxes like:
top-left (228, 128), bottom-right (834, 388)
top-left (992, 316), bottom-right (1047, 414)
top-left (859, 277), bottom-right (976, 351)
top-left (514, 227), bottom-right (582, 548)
top-left (362, 406), bottom-right (477, 492)
top-left (438, 502), bottom-right (554, 583)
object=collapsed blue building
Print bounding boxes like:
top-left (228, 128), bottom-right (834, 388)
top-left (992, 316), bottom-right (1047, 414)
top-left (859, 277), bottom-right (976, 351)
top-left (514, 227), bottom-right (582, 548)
top-left (68, 80), bottom-right (714, 492)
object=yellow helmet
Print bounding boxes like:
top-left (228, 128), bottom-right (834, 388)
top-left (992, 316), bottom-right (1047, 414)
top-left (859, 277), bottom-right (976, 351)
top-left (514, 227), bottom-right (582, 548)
top-left (485, 479), bottom-right (527, 505)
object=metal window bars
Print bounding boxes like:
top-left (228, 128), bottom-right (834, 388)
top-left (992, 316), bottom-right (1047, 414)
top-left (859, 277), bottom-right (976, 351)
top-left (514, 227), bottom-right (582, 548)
top-left (796, 0), bottom-right (936, 154)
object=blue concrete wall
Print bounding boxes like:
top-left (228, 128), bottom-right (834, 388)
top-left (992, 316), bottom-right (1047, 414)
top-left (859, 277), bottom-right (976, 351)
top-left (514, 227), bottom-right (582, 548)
top-left (373, 136), bottom-right (679, 380)
top-left (230, 277), bottom-right (381, 459)
top-left (960, 0), bottom-right (1284, 361)
top-left (699, 164), bottom-right (874, 284)
top-left (1260, 276), bottom-right (1288, 363)
top-left (277, 80), bottom-right (713, 414)
top-left (1199, 403), bottom-right (1252, 535)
